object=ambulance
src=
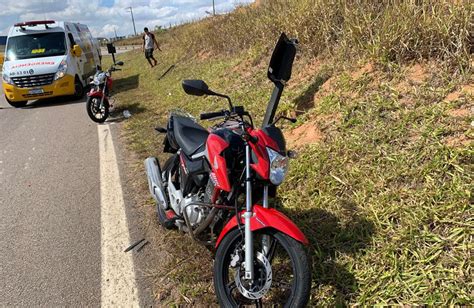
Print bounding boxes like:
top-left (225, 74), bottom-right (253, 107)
top-left (2, 20), bottom-right (101, 107)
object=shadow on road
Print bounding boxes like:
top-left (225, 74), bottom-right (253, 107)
top-left (1, 75), bottom-right (139, 111)
top-left (25, 96), bottom-right (85, 109)
top-left (0, 96), bottom-right (84, 110)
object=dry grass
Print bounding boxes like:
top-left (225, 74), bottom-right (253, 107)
top-left (118, 0), bottom-right (473, 69)
top-left (0, 45), bottom-right (5, 66)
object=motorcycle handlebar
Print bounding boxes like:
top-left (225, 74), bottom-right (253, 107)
top-left (200, 110), bottom-right (226, 120)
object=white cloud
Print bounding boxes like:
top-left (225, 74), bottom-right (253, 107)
top-left (0, 0), bottom-right (254, 38)
top-left (0, 0), bottom-right (68, 17)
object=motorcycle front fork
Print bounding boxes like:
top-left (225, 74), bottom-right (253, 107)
top-left (243, 143), bottom-right (270, 280)
top-left (243, 142), bottom-right (254, 280)
top-left (99, 82), bottom-right (107, 109)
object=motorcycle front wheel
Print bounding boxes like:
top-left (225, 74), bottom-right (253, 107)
top-left (214, 228), bottom-right (311, 307)
top-left (86, 97), bottom-right (109, 123)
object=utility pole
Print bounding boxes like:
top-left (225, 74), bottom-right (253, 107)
top-left (114, 27), bottom-right (118, 40)
top-left (212, 0), bottom-right (215, 16)
top-left (126, 6), bottom-right (137, 36)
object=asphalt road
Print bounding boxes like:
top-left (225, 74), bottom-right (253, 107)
top-left (100, 45), bottom-right (138, 57)
top-left (0, 89), bottom-right (138, 305)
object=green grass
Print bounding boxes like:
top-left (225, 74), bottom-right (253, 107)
top-left (281, 86), bottom-right (472, 304)
top-left (107, 0), bottom-right (473, 305)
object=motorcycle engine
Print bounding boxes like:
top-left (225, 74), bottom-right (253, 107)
top-left (204, 178), bottom-right (215, 203)
top-left (182, 194), bottom-right (208, 227)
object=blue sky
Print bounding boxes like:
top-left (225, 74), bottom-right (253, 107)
top-left (0, 0), bottom-right (254, 37)
top-left (100, 0), bottom-right (115, 7)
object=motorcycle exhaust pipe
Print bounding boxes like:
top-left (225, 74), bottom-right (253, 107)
top-left (144, 157), bottom-right (168, 209)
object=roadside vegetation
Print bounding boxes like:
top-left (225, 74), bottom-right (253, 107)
top-left (0, 45), bottom-right (5, 66)
top-left (108, 0), bottom-right (473, 305)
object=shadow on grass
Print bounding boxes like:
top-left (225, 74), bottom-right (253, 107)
top-left (280, 200), bottom-right (375, 305)
top-left (293, 74), bottom-right (331, 115)
top-left (113, 74), bottom-right (140, 95)
top-left (109, 101), bottom-right (147, 119)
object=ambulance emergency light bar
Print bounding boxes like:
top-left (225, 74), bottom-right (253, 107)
top-left (14, 20), bottom-right (56, 30)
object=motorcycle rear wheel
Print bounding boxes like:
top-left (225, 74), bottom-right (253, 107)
top-left (214, 228), bottom-right (311, 307)
top-left (86, 97), bottom-right (109, 123)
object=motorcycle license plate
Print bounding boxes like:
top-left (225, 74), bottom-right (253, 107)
top-left (29, 88), bottom-right (44, 95)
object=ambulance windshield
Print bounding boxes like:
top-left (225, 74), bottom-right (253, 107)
top-left (6, 32), bottom-right (66, 61)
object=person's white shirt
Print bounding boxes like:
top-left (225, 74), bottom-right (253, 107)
top-left (144, 33), bottom-right (154, 50)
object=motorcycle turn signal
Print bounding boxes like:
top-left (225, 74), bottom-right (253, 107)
top-left (287, 150), bottom-right (298, 159)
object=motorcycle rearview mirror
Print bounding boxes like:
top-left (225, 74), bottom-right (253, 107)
top-left (115, 61), bottom-right (124, 66)
top-left (182, 79), bottom-right (234, 108)
top-left (262, 33), bottom-right (298, 127)
top-left (182, 79), bottom-right (213, 96)
top-left (268, 33), bottom-right (298, 84)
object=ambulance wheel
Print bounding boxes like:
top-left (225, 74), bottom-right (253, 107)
top-left (74, 77), bottom-right (84, 99)
top-left (6, 96), bottom-right (27, 108)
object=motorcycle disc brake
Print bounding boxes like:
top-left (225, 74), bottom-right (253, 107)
top-left (234, 251), bottom-right (272, 300)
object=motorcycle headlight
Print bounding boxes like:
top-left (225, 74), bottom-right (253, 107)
top-left (2, 72), bottom-right (14, 85)
top-left (54, 59), bottom-right (68, 80)
top-left (93, 72), bottom-right (106, 85)
top-left (267, 147), bottom-right (289, 185)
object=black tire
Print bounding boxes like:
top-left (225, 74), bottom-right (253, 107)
top-left (86, 96), bottom-right (109, 123)
top-left (74, 77), bottom-right (84, 99)
top-left (214, 228), bottom-right (311, 307)
top-left (6, 97), bottom-right (27, 108)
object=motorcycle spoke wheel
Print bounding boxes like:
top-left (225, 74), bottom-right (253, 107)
top-left (92, 100), bottom-right (105, 119)
top-left (226, 281), bottom-right (237, 292)
top-left (87, 97), bottom-right (109, 123)
top-left (214, 229), bottom-right (311, 307)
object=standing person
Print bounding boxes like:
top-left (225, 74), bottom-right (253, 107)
top-left (142, 27), bottom-right (161, 68)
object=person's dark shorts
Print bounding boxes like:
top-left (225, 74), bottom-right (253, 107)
top-left (145, 48), bottom-right (154, 59)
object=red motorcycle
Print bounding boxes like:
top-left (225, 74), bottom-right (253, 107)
top-left (145, 34), bottom-right (311, 307)
top-left (86, 61), bottom-right (123, 123)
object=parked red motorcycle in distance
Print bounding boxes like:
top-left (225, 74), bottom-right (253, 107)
top-left (86, 61), bottom-right (123, 123)
top-left (145, 33), bottom-right (311, 307)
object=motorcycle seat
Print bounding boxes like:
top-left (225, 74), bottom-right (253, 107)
top-left (173, 115), bottom-right (209, 156)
